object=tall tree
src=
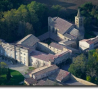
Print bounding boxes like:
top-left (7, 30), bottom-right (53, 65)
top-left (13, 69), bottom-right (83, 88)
top-left (6, 68), bottom-right (11, 81)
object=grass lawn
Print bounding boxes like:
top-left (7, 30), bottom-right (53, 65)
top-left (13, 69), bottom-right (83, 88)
top-left (29, 67), bottom-right (35, 70)
top-left (27, 67), bottom-right (35, 72)
top-left (0, 69), bottom-right (24, 85)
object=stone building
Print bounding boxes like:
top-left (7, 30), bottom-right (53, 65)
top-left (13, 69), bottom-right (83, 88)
top-left (29, 65), bottom-right (59, 80)
top-left (0, 34), bottom-right (40, 66)
top-left (0, 9), bottom-right (84, 67)
top-left (48, 9), bottom-right (84, 41)
top-left (79, 36), bottom-right (98, 51)
top-left (0, 33), bottom-right (72, 67)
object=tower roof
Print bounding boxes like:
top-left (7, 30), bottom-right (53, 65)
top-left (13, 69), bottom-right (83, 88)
top-left (77, 9), bottom-right (81, 17)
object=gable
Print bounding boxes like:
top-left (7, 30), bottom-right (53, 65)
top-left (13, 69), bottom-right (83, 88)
top-left (17, 34), bottom-right (39, 47)
top-left (49, 17), bottom-right (74, 34)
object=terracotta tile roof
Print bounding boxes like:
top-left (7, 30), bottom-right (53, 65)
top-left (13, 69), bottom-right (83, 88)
top-left (86, 37), bottom-right (98, 44)
top-left (33, 65), bottom-right (58, 77)
top-left (30, 50), bottom-right (57, 62)
top-left (49, 42), bottom-right (65, 50)
top-left (24, 78), bottom-right (37, 85)
top-left (56, 50), bottom-right (71, 57)
top-left (56, 69), bottom-right (70, 82)
top-left (36, 79), bottom-right (62, 85)
top-left (49, 17), bottom-right (73, 34)
top-left (48, 69), bottom-right (70, 82)
top-left (36, 80), bottom-right (46, 85)
top-left (80, 36), bottom-right (98, 45)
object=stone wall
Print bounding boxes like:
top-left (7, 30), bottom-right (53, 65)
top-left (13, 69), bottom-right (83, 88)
top-left (30, 56), bottom-right (49, 68)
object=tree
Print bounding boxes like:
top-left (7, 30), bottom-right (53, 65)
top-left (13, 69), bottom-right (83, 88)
top-left (6, 68), bottom-right (11, 81)
top-left (0, 62), bottom-right (7, 68)
top-left (68, 54), bottom-right (87, 79)
top-left (50, 5), bottom-right (62, 17)
top-left (86, 75), bottom-right (91, 82)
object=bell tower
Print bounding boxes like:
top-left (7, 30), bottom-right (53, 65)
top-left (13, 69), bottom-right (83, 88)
top-left (75, 8), bottom-right (84, 40)
top-left (75, 9), bottom-right (84, 29)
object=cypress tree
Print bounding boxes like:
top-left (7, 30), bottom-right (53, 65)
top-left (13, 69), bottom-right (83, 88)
top-left (6, 68), bottom-right (11, 81)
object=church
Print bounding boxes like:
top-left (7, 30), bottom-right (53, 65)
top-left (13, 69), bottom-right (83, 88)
top-left (0, 9), bottom-right (84, 68)
top-left (48, 9), bottom-right (84, 41)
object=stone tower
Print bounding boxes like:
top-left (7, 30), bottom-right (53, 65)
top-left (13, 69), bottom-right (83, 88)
top-left (75, 9), bottom-right (85, 40)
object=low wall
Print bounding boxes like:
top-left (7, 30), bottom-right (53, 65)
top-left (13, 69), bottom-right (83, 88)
top-left (70, 74), bottom-right (96, 85)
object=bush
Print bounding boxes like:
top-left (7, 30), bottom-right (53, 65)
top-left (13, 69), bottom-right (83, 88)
top-left (86, 75), bottom-right (91, 82)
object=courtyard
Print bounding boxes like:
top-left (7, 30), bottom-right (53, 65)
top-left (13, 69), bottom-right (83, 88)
top-left (0, 60), bottom-right (35, 77)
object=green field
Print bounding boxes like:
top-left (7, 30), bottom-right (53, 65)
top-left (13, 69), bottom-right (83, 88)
top-left (25, 0), bottom-right (98, 14)
top-left (0, 69), bottom-right (24, 85)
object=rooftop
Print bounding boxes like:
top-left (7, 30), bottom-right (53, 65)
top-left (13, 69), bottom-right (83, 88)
top-left (56, 69), bottom-right (70, 82)
top-left (17, 34), bottom-right (39, 47)
top-left (36, 79), bottom-right (62, 85)
top-left (36, 80), bottom-right (46, 85)
top-left (80, 36), bottom-right (98, 44)
top-left (63, 33), bottom-right (77, 40)
top-left (49, 69), bottom-right (70, 82)
top-left (24, 78), bottom-right (37, 85)
top-left (49, 17), bottom-right (73, 34)
top-left (32, 65), bottom-right (58, 78)
top-left (30, 50), bottom-right (57, 62)
top-left (49, 42), bottom-right (65, 50)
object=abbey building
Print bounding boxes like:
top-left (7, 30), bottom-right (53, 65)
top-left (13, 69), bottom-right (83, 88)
top-left (0, 9), bottom-right (85, 67)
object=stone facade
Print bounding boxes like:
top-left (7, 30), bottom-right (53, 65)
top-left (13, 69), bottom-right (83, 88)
top-left (79, 36), bottom-right (98, 51)
top-left (0, 9), bottom-right (84, 68)
top-left (48, 9), bottom-right (84, 41)
top-left (0, 34), bottom-right (72, 67)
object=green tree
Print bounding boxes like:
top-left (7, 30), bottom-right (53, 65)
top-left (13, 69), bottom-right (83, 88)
top-left (6, 68), bottom-right (11, 81)
top-left (86, 75), bottom-right (91, 82)
top-left (0, 62), bottom-right (7, 68)
top-left (68, 54), bottom-right (87, 79)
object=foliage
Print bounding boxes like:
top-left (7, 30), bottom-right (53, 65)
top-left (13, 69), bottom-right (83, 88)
top-left (86, 75), bottom-right (91, 82)
top-left (0, 69), bottom-right (24, 85)
top-left (0, 1), bottom-right (48, 42)
top-left (27, 67), bottom-right (35, 72)
top-left (0, 62), bottom-right (7, 75)
top-left (68, 54), bottom-right (87, 79)
top-left (68, 49), bottom-right (98, 84)
top-left (0, 0), bottom-right (24, 12)
top-left (0, 62), bottom-right (7, 68)
top-left (79, 2), bottom-right (98, 38)
top-left (6, 68), bottom-right (11, 81)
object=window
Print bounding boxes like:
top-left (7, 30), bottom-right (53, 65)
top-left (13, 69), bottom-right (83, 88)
top-left (20, 56), bottom-right (22, 61)
top-left (24, 57), bottom-right (25, 61)
top-left (24, 61), bottom-right (25, 65)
